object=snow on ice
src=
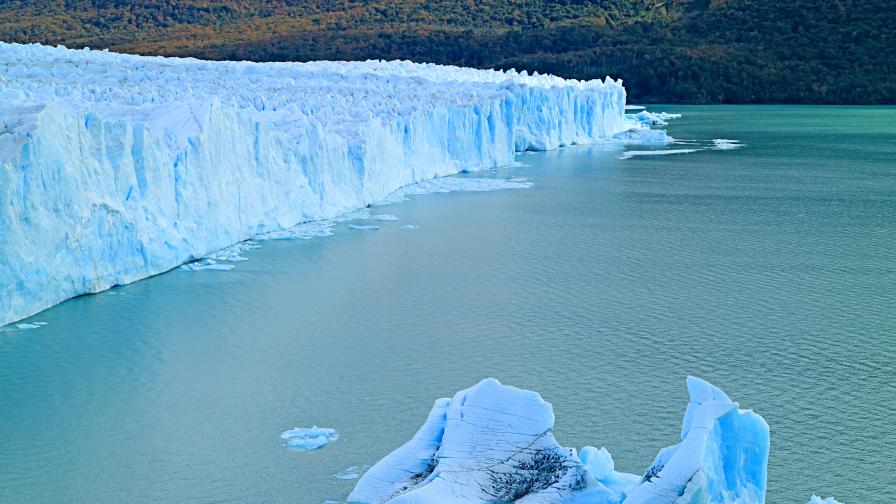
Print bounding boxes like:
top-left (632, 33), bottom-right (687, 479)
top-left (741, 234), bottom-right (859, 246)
top-left (348, 377), bottom-right (769, 504)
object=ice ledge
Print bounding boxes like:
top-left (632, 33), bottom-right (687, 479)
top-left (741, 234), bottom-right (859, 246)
top-left (348, 377), bottom-right (769, 504)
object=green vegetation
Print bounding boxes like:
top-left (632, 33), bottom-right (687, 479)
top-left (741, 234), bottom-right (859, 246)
top-left (1, 0), bottom-right (893, 103)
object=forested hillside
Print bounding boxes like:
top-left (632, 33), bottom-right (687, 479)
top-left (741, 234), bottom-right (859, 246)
top-left (1, 0), bottom-right (893, 103)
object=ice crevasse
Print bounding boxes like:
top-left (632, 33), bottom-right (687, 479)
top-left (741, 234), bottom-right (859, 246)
top-left (348, 377), bottom-right (770, 504)
top-left (0, 42), bottom-right (643, 326)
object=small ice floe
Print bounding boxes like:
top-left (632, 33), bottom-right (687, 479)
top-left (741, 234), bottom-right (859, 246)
top-left (260, 221), bottom-right (335, 240)
top-left (280, 426), bottom-right (339, 451)
top-left (619, 148), bottom-right (699, 159)
top-left (206, 241), bottom-right (260, 262)
top-left (372, 214), bottom-right (398, 221)
top-left (180, 259), bottom-right (235, 271)
top-left (711, 138), bottom-right (745, 150)
top-left (334, 465), bottom-right (366, 480)
top-left (15, 321), bottom-right (47, 330)
top-left (807, 497), bottom-right (843, 504)
top-left (181, 240), bottom-right (260, 271)
top-left (625, 104), bottom-right (646, 111)
top-left (631, 110), bottom-right (682, 126)
top-left (613, 128), bottom-right (674, 145)
top-left (379, 176), bottom-right (533, 204)
top-left (348, 224), bottom-right (379, 231)
top-left (335, 208), bottom-right (372, 222)
top-left (401, 224), bottom-right (418, 230)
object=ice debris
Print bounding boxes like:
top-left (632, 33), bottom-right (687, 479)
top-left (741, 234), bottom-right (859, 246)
top-left (180, 260), bottom-right (235, 271)
top-left (15, 321), bottom-right (47, 330)
top-left (335, 466), bottom-right (367, 481)
top-left (280, 427), bottom-right (339, 452)
top-left (380, 177), bottom-right (534, 205)
top-left (630, 111), bottom-right (683, 126)
top-left (348, 224), bottom-right (380, 231)
top-left (712, 139), bottom-right (745, 150)
top-left (349, 377), bottom-right (768, 504)
top-left (619, 149), bottom-right (700, 159)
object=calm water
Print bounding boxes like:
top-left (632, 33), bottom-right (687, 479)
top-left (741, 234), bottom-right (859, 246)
top-left (1, 106), bottom-right (894, 504)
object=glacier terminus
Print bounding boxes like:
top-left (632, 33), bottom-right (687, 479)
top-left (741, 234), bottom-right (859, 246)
top-left (0, 42), bottom-right (664, 326)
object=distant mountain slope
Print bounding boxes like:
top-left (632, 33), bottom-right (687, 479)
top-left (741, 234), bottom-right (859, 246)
top-left (1, 0), bottom-right (893, 103)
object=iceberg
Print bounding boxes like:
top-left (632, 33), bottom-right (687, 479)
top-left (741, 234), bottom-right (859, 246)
top-left (280, 426), bottom-right (339, 452)
top-left (807, 497), bottom-right (843, 504)
top-left (348, 377), bottom-right (768, 504)
top-left (630, 111), bottom-right (682, 126)
top-left (0, 42), bottom-right (646, 326)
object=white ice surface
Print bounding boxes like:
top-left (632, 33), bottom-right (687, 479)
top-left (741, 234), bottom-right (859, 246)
top-left (280, 427), bottom-right (339, 452)
top-left (807, 497), bottom-right (843, 504)
top-left (0, 41), bottom-right (645, 326)
top-left (336, 466), bottom-right (368, 481)
top-left (630, 111), bottom-right (682, 126)
top-left (712, 139), bottom-right (745, 150)
top-left (349, 377), bottom-right (769, 504)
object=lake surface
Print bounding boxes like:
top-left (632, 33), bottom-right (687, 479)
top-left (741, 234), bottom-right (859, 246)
top-left (1, 106), bottom-right (894, 504)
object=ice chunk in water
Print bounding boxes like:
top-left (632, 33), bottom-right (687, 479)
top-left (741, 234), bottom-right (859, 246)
top-left (348, 224), bottom-right (380, 231)
top-left (280, 427), bottom-right (338, 451)
top-left (619, 148), bottom-right (699, 159)
top-left (807, 497), bottom-right (844, 504)
top-left (335, 465), bottom-right (366, 480)
top-left (712, 139), bottom-right (745, 150)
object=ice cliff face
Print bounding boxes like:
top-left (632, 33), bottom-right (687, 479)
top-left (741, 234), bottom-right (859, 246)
top-left (0, 42), bottom-right (633, 326)
top-left (348, 377), bottom-right (769, 504)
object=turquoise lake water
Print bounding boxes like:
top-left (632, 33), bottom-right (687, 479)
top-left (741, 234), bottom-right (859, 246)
top-left (1, 106), bottom-right (894, 503)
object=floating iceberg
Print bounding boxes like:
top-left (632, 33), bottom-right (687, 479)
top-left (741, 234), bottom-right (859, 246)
top-left (15, 321), bottom-right (47, 330)
top-left (711, 139), bottom-right (745, 150)
top-left (348, 377), bottom-right (768, 504)
top-left (807, 497), bottom-right (843, 504)
top-left (280, 426), bottom-right (339, 452)
top-left (630, 111), bottom-right (683, 126)
top-left (0, 42), bottom-right (646, 326)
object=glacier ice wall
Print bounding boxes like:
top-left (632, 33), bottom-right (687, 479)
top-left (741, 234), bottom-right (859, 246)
top-left (348, 377), bottom-right (769, 504)
top-left (0, 42), bottom-right (632, 326)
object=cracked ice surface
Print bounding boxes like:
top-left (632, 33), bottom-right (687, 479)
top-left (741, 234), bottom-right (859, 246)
top-left (0, 42), bottom-right (637, 326)
top-left (349, 377), bottom-right (769, 504)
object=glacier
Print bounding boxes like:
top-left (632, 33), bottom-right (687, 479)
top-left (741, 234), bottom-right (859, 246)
top-left (347, 377), bottom-right (769, 504)
top-left (0, 42), bottom-right (656, 326)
